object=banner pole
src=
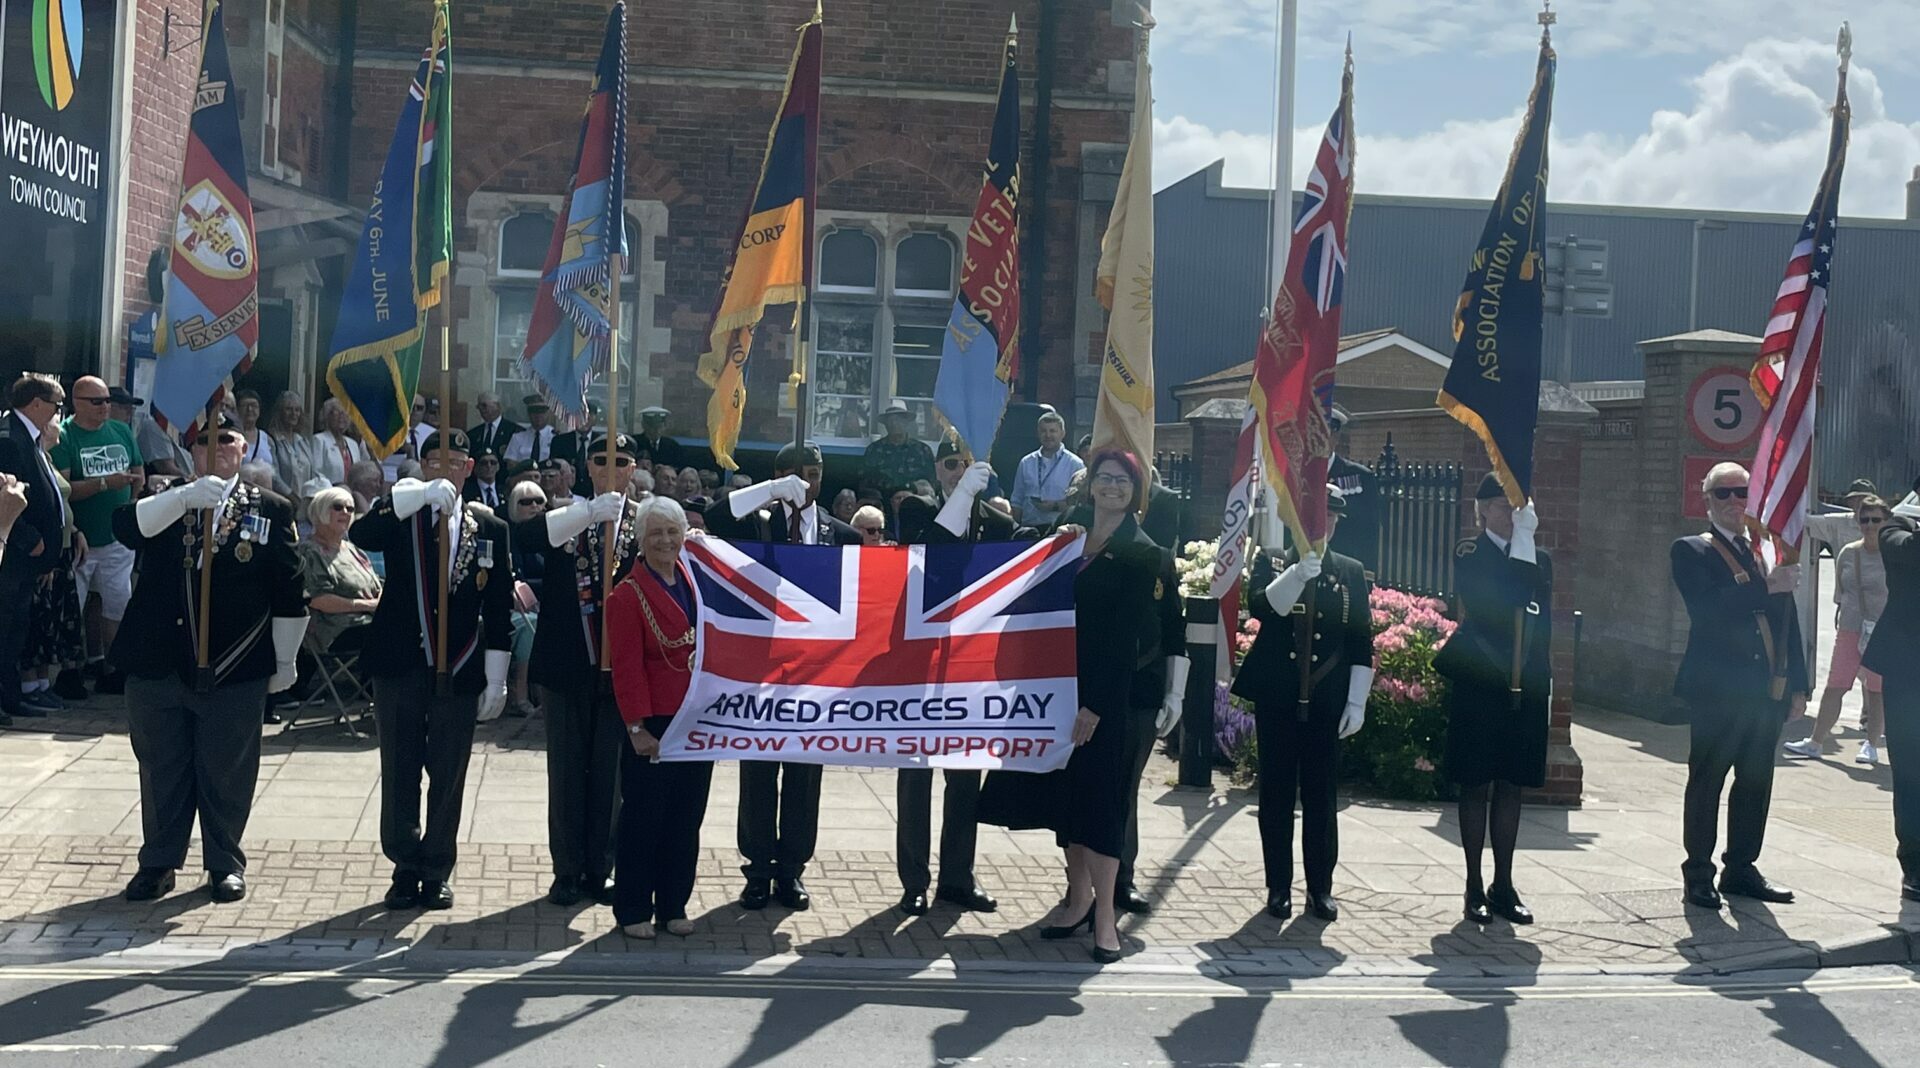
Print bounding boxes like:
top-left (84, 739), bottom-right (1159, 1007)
top-left (434, 272), bottom-right (452, 697)
top-left (194, 403), bottom-right (217, 693)
top-left (601, 261), bottom-right (625, 678)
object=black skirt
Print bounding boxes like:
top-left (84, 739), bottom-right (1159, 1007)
top-left (977, 706), bottom-right (1145, 858)
top-left (1443, 678), bottom-right (1549, 788)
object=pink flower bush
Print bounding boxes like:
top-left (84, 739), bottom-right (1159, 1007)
top-left (1350, 587), bottom-right (1455, 801)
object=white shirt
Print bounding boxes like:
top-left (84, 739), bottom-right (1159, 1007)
top-left (21, 415), bottom-right (70, 528)
top-left (789, 502), bottom-right (819, 545)
top-left (1011, 445), bottom-right (1085, 526)
top-left (503, 425), bottom-right (554, 465)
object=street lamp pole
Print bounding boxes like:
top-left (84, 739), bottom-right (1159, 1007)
top-left (1689, 218), bottom-right (1727, 331)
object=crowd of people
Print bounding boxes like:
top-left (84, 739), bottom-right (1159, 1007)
top-left (2, 371), bottom-right (1916, 964)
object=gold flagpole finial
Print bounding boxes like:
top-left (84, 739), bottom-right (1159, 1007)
top-left (1134, 3), bottom-right (1155, 33)
top-left (1837, 22), bottom-right (1852, 76)
top-left (1538, 0), bottom-right (1556, 43)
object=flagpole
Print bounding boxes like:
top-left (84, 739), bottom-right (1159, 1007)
top-left (601, 261), bottom-right (624, 677)
top-left (434, 273), bottom-right (452, 696)
top-left (195, 404), bottom-right (217, 693)
top-left (792, 1), bottom-right (823, 451)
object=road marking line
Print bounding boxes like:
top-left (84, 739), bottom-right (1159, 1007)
top-left (0, 1045), bottom-right (178, 1054)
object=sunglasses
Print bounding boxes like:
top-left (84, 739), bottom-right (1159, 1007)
top-left (1710, 486), bottom-right (1749, 501)
top-left (74, 396), bottom-right (111, 407)
top-left (193, 431), bottom-right (245, 446)
top-left (856, 525), bottom-right (885, 535)
top-left (329, 502), bottom-right (353, 513)
top-left (1859, 515), bottom-right (1886, 526)
top-left (940, 458), bottom-right (965, 470)
top-left (589, 455), bottom-right (635, 468)
top-left (517, 499), bottom-right (546, 508)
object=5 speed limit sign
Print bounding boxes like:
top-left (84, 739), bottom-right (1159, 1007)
top-left (1685, 366), bottom-right (1763, 450)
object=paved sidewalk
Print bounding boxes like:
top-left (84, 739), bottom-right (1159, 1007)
top-left (1, 695), bottom-right (1915, 979)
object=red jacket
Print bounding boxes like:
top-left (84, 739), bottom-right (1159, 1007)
top-left (606, 562), bottom-right (697, 727)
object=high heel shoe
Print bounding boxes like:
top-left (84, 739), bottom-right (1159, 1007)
top-left (1090, 941), bottom-right (1125, 964)
top-left (1464, 885), bottom-right (1492, 924)
top-left (1039, 907), bottom-right (1094, 940)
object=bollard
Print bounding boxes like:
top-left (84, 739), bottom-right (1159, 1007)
top-left (1179, 594), bottom-right (1219, 788)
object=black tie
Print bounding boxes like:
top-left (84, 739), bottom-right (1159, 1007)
top-left (788, 506), bottom-right (804, 543)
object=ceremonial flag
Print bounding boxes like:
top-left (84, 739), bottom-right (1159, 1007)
top-left (1248, 54), bottom-right (1355, 553)
top-left (151, 0), bottom-right (257, 433)
top-left (1090, 12), bottom-right (1154, 464)
top-left (657, 535), bottom-right (1084, 772)
top-left (1208, 405), bottom-right (1260, 677)
top-left (1437, 32), bottom-right (1554, 507)
top-left (697, 7), bottom-right (822, 470)
top-left (1747, 36), bottom-right (1849, 553)
top-left (933, 19), bottom-right (1022, 459)
top-left (521, 2), bottom-right (629, 427)
top-left (324, 2), bottom-right (452, 459)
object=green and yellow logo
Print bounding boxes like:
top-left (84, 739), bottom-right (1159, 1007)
top-left (32, 0), bottom-right (87, 112)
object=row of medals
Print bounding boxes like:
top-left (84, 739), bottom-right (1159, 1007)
top-left (181, 489), bottom-right (259, 564)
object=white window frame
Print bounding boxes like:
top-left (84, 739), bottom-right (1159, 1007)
top-left (807, 213), bottom-right (965, 449)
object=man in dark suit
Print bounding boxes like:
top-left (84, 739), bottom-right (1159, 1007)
top-left (0, 373), bottom-right (68, 724)
top-left (352, 428), bottom-right (515, 912)
top-left (462, 447), bottom-right (509, 510)
top-left (1231, 485), bottom-right (1375, 922)
top-left (704, 441), bottom-right (858, 911)
top-left (1670, 461), bottom-right (1808, 910)
top-left (1324, 407), bottom-right (1381, 577)
top-left (110, 412), bottom-right (308, 903)
top-left (1863, 495), bottom-right (1920, 902)
top-left (634, 406), bottom-right (684, 469)
top-left (466, 391), bottom-right (524, 460)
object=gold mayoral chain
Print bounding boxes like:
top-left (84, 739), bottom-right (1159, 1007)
top-left (181, 482), bottom-right (262, 565)
top-left (623, 573), bottom-right (695, 672)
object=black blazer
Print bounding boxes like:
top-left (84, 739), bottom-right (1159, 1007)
top-left (1862, 514), bottom-right (1917, 685)
top-left (467, 418), bottom-right (524, 459)
top-left (352, 498), bottom-right (515, 693)
top-left (462, 477), bottom-right (509, 509)
top-left (1670, 530), bottom-right (1809, 705)
top-left (0, 410), bottom-right (63, 575)
top-left (634, 433), bottom-right (684, 468)
top-left (1326, 453), bottom-right (1382, 575)
top-left (704, 491), bottom-right (861, 546)
top-left (515, 501), bottom-right (641, 690)
top-left (1076, 516), bottom-right (1184, 719)
top-left (109, 484), bottom-right (307, 687)
top-left (1232, 547), bottom-right (1374, 719)
top-left (1435, 534), bottom-right (1553, 701)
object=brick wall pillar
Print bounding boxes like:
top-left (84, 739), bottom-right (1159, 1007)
top-left (1182, 398), bottom-right (1249, 542)
top-left (1530, 384), bottom-right (1597, 806)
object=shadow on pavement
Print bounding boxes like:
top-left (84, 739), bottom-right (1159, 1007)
top-left (1158, 910), bottom-right (1347, 1066)
top-left (1392, 926), bottom-right (1544, 1068)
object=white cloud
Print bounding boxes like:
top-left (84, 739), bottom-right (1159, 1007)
top-left (1155, 1), bottom-right (1905, 66)
top-left (1153, 39), bottom-right (1920, 218)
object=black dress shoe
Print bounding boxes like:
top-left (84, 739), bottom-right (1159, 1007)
top-left (546, 876), bottom-right (582, 906)
top-left (1115, 886), bottom-right (1152, 915)
top-left (1464, 886), bottom-right (1493, 924)
top-left (53, 669), bottom-right (89, 701)
top-left (124, 867), bottom-right (175, 902)
top-left (1487, 885), bottom-right (1533, 925)
top-left (935, 885), bottom-right (999, 913)
top-left (1306, 892), bottom-right (1338, 922)
top-left (589, 876), bottom-right (615, 906)
top-left (1720, 870), bottom-right (1795, 904)
top-left (93, 670), bottom-right (125, 696)
top-left (1264, 889), bottom-right (1292, 919)
top-left (1090, 943), bottom-right (1125, 964)
top-left (899, 891), bottom-right (930, 916)
top-left (738, 879), bottom-right (771, 910)
top-left (775, 878), bottom-right (811, 911)
top-left (1683, 881), bottom-right (1724, 910)
top-left (418, 881), bottom-right (454, 910)
top-left (384, 875), bottom-right (420, 910)
top-left (209, 872), bottom-right (246, 903)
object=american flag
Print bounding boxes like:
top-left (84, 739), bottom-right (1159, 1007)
top-left (1748, 68), bottom-right (1848, 551)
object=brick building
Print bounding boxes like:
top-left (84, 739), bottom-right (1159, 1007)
top-left (90, 0), bottom-right (1140, 470)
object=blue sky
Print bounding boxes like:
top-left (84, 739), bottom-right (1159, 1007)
top-left (1149, 0), bottom-right (1920, 218)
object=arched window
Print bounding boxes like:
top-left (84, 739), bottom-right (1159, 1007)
top-left (498, 212), bottom-right (554, 276)
top-left (894, 231), bottom-right (955, 298)
top-left (492, 208), bottom-right (643, 397)
top-left (819, 228), bottom-right (879, 293)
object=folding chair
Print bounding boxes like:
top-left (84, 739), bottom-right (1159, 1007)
top-left (283, 629), bottom-right (372, 737)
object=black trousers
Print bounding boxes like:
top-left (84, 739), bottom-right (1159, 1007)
top-left (1682, 697), bottom-right (1783, 884)
top-left (1116, 708), bottom-right (1157, 892)
top-left (540, 684), bottom-right (622, 883)
top-left (1885, 682), bottom-right (1919, 883)
top-left (0, 571), bottom-right (29, 716)
top-left (737, 760), bottom-right (822, 881)
top-left (373, 669), bottom-right (479, 883)
top-left (1253, 703), bottom-right (1341, 896)
top-left (613, 722), bottom-right (713, 926)
top-left (125, 673), bottom-right (268, 873)
top-left (895, 768), bottom-right (980, 894)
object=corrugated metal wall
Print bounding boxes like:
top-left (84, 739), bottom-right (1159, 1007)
top-left (1154, 162), bottom-right (1920, 497)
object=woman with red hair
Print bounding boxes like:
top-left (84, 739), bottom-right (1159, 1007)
top-left (606, 495), bottom-right (712, 939)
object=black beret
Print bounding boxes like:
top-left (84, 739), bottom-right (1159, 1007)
top-left (586, 432), bottom-right (637, 459)
top-left (936, 436), bottom-right (964, 460)
top-left (420, 428), bottom-right (471, 456)
top-left (187, 411), bottom-right (240, 444)
top-left (1475, 472), bottom-right (1507, 500)
top-left (775, 441), bottom-right (823, 471)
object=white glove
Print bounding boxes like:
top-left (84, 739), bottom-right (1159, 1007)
top-left (546, 492), bottom-right (627, 546)
top-left (477, 650), bottom-right (510, 722)
top-left (135, 476), bottom-right (230, 537)
top-left (392, 477), bottom-right (459, 519)
top-left (934, 462), bottom-right (993, 536)
top-left (1765, 562), bottom-right (1800, 595)
top-left (1510, 502), bottom-right (1539, 564)
top-left (1339, 664), bottom-right (1374, 740)
top-left (588, 490), bottom-right (628, 523)
top-left (1262, 552), bottom-right (1323, 615)
top-left (1156, 656), bottom-right (1191, 738)
top-left (728, 474), bottom-right (810, 519)
top-left (268, 616), bottom-right (310, 694)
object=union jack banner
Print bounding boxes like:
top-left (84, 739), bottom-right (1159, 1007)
top-left (655, 535), bottom-right (1084, 771)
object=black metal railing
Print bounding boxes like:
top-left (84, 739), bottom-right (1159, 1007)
top-left (1373, 436), bottom-right (1463, 600)
top-left (1153, 450), bottom-right (1195, 498)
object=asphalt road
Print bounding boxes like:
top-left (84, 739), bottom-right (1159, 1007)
top-left (0, 961), bottom-right (1915, 1067)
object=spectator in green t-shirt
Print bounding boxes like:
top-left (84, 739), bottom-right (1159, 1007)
top-left (50, 376), bottom-right (144, 687)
